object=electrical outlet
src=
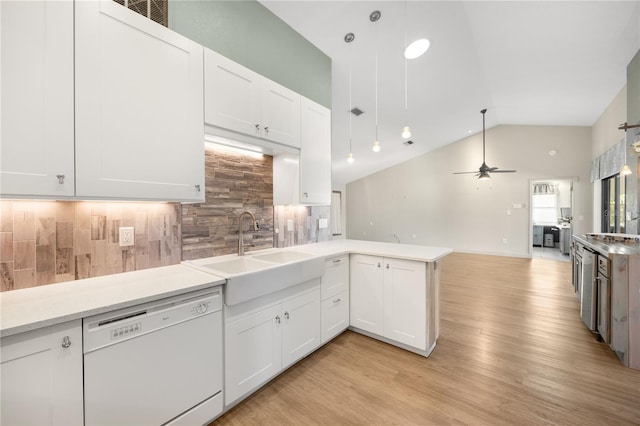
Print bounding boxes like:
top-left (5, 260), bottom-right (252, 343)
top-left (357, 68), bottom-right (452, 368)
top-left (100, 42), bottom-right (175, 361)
top-left (119, 227), bottom-right (134, 247)
top-left (506, 210), bottom-right (511, 216)
top-left (319, 218), bottom-right (328, 229)
top-left (502, 238), bottom-right (508, 244)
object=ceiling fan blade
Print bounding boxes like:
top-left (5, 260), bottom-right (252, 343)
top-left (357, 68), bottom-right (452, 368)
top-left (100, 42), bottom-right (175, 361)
top-left (453, 171), bottom-right (480, 174)
top-left (490, 169), bottom-right (517, 173)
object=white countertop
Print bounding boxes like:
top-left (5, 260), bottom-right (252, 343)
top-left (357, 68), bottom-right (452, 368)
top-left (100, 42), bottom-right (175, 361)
top-left (1, 239), bottom-right (452, 338)
top-left (289, 239), bottom-right (452, 262)
top-left (0, 265), bottom-right (225, 337)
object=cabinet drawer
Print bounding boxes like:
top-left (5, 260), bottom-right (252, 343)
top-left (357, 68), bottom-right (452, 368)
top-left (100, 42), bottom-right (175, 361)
top-left (321, 255), bottom-right (349, 299)
top-left (321, 290), bottom-right (349, 344)
top-left (597, 255), bottom-right (610, 276)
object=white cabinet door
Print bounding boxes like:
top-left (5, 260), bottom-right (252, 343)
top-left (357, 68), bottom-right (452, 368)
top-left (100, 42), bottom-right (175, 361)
top-left (282, 289), bottom-right (321, 368)
top-left (261, 80), bottom-right (301, 148)
top-left (225, 305), bottom-right (281, 406)
top-left (350, 254), bottom-right (384, 335)
top-left (0, 0), bottom-right (75, 197)
top-left (383, 258), bottom-right (427, 350)
top-left (1, 320), bottom-right (83, 426)
top-left (321, 290), bottom-right (349, 344)
top-left (300, 97), bottom-right (331, 204)
top-left (204, 48), bottom-right (262, 139)
top-left (75, 0), bottom-right (204, 201)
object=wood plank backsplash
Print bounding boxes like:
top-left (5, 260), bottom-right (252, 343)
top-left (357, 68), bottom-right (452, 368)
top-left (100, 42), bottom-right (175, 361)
top-left (0, 201), bottom-right (181, 291)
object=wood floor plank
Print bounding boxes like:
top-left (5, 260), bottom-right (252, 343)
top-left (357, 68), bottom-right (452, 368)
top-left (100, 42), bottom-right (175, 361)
top-left (212, 253), bottom-right (640, 425)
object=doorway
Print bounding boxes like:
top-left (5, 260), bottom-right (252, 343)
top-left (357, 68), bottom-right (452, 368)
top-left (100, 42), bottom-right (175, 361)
top-left (529, 178), bottom-right (574, 262)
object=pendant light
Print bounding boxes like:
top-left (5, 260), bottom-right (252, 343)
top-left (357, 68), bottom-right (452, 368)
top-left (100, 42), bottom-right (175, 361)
top-left (371, 10), bottom-right (381, 153)
top-left (401, 1), bottom-right (411, 139)
top-left (345, 32), bottom-right (355, 164)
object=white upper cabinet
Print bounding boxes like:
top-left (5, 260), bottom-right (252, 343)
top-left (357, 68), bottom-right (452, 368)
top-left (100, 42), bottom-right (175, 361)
top-left (204, 48), bottom-right (262, 139)
top-left (75, 0), bottom-right (205, 201)
top-left (300, 97), bottom-right (331, 204)
top-left (261, 80), bottom-right (301, 148)
top-left (0, 0), bottom-right (75, 198)
top-left (204, 48), bottom-right (300, 148)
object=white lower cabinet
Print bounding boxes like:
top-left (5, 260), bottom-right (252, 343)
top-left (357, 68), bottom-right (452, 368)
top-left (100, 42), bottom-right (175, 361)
top-left (350, 254), bottom-right (427, 351)
top-left (350, 254), bottom-right (384, 335)
top-left (225, 287), bottom-right (320, 406)
top-left (0, 320), bottom-right (83, 426)
top-left (321, 255), bottom-right (350, 343)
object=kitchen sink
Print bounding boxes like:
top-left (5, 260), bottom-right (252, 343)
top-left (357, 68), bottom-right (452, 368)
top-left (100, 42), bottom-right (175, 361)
top-left (184, 249), bottom-right (324, 305)
top-left (199, 257), bottom-right (273, 275)
top-left (251, 250), bottom-right (314, 264)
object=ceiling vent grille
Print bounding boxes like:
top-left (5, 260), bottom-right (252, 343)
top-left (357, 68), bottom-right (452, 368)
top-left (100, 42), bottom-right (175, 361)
top-left (350, 107), bottom-right (364, 117)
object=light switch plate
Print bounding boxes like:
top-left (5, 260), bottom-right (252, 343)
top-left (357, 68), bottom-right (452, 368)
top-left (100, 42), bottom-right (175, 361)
top-left (287, 219), bottom-right (294, 232)
top-left (319, 218), bottom-right (328, 229)
top-left (119, 227), bottom-right (134, 247)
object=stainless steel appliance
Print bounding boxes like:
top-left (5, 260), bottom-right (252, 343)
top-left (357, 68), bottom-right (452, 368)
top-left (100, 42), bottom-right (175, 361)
top-left (83, 287), bottom-right (223, 425)
top-left (580, 247), bottom-right (597, 331)
top-left (596, 255), bottom-right (611, 343)
top-left (573, 241), bottom-right (583, 295)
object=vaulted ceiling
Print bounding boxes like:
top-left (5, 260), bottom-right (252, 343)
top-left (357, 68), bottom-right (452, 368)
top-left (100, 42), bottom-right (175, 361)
top-left (260, 1), bottom-right (640, 185)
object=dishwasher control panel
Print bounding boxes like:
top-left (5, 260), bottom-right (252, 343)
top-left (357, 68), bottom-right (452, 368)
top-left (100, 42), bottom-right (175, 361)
top-left (83, 287), bottom-right (222, 353)
top-left (111, 322), bottom-right (142, 340)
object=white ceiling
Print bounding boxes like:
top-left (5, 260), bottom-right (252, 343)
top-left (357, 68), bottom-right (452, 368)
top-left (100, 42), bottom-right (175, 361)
top-left (260, 1), bottom-right (640, 186)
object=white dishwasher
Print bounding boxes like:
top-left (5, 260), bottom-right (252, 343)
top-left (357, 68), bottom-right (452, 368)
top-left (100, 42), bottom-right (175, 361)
top-left (83, 287), bottom-right (223, 426)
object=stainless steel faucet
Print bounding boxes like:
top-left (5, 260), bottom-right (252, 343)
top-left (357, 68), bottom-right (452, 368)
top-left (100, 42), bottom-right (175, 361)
top-left (238, 211), bottom-right (259, 256)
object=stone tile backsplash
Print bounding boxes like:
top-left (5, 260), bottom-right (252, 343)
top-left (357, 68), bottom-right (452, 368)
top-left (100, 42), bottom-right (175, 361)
top-left (181, 145), bottom-right (274, 260)
top-left (0, 201), bottom-right (181, 291)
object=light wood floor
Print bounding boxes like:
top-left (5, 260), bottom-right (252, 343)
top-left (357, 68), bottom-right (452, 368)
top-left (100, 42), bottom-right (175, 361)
top-left (212, 253), bottom-right (640, 425)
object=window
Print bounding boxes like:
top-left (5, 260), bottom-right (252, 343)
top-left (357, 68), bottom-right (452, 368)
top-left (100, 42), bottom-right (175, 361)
top-left (533, 193), bottom-right (558, 224)
top-left (532, 183), bottom-right (559, 225)
top-left (601, 174), bottom-right (626, 233)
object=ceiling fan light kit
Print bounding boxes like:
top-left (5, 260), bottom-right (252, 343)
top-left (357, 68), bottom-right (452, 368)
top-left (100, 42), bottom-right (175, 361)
top-left (454, 108), bottom-right (517, 180)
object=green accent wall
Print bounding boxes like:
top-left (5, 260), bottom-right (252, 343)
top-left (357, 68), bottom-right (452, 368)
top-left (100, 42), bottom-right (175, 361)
top-left (168, 0), bottom-right (331, 109)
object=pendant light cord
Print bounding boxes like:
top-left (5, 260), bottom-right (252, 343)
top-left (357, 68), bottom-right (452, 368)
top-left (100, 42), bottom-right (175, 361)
top-left (404, 0), bottom-right (408, 114)
top-left (375, 18), bottom-right (379, 142)
top-left (349, 40), bottom-right (353, 153)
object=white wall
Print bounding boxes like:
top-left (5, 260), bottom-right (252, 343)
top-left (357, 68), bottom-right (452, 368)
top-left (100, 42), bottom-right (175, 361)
top-left (346, 125), bottom-right (592, 257)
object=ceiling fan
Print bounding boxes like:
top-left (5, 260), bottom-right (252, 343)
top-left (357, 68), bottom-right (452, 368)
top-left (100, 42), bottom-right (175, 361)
top-left (454, 108), bottom-right (517, 180)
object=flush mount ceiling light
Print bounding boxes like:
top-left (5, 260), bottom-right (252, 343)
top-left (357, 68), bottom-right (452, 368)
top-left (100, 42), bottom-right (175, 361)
top-left (404, 38), bottom-right (430, 60)
top-left (345, 32), bottom-right (355, 164)
top-left (371, 10), bottom-right (381, 153)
